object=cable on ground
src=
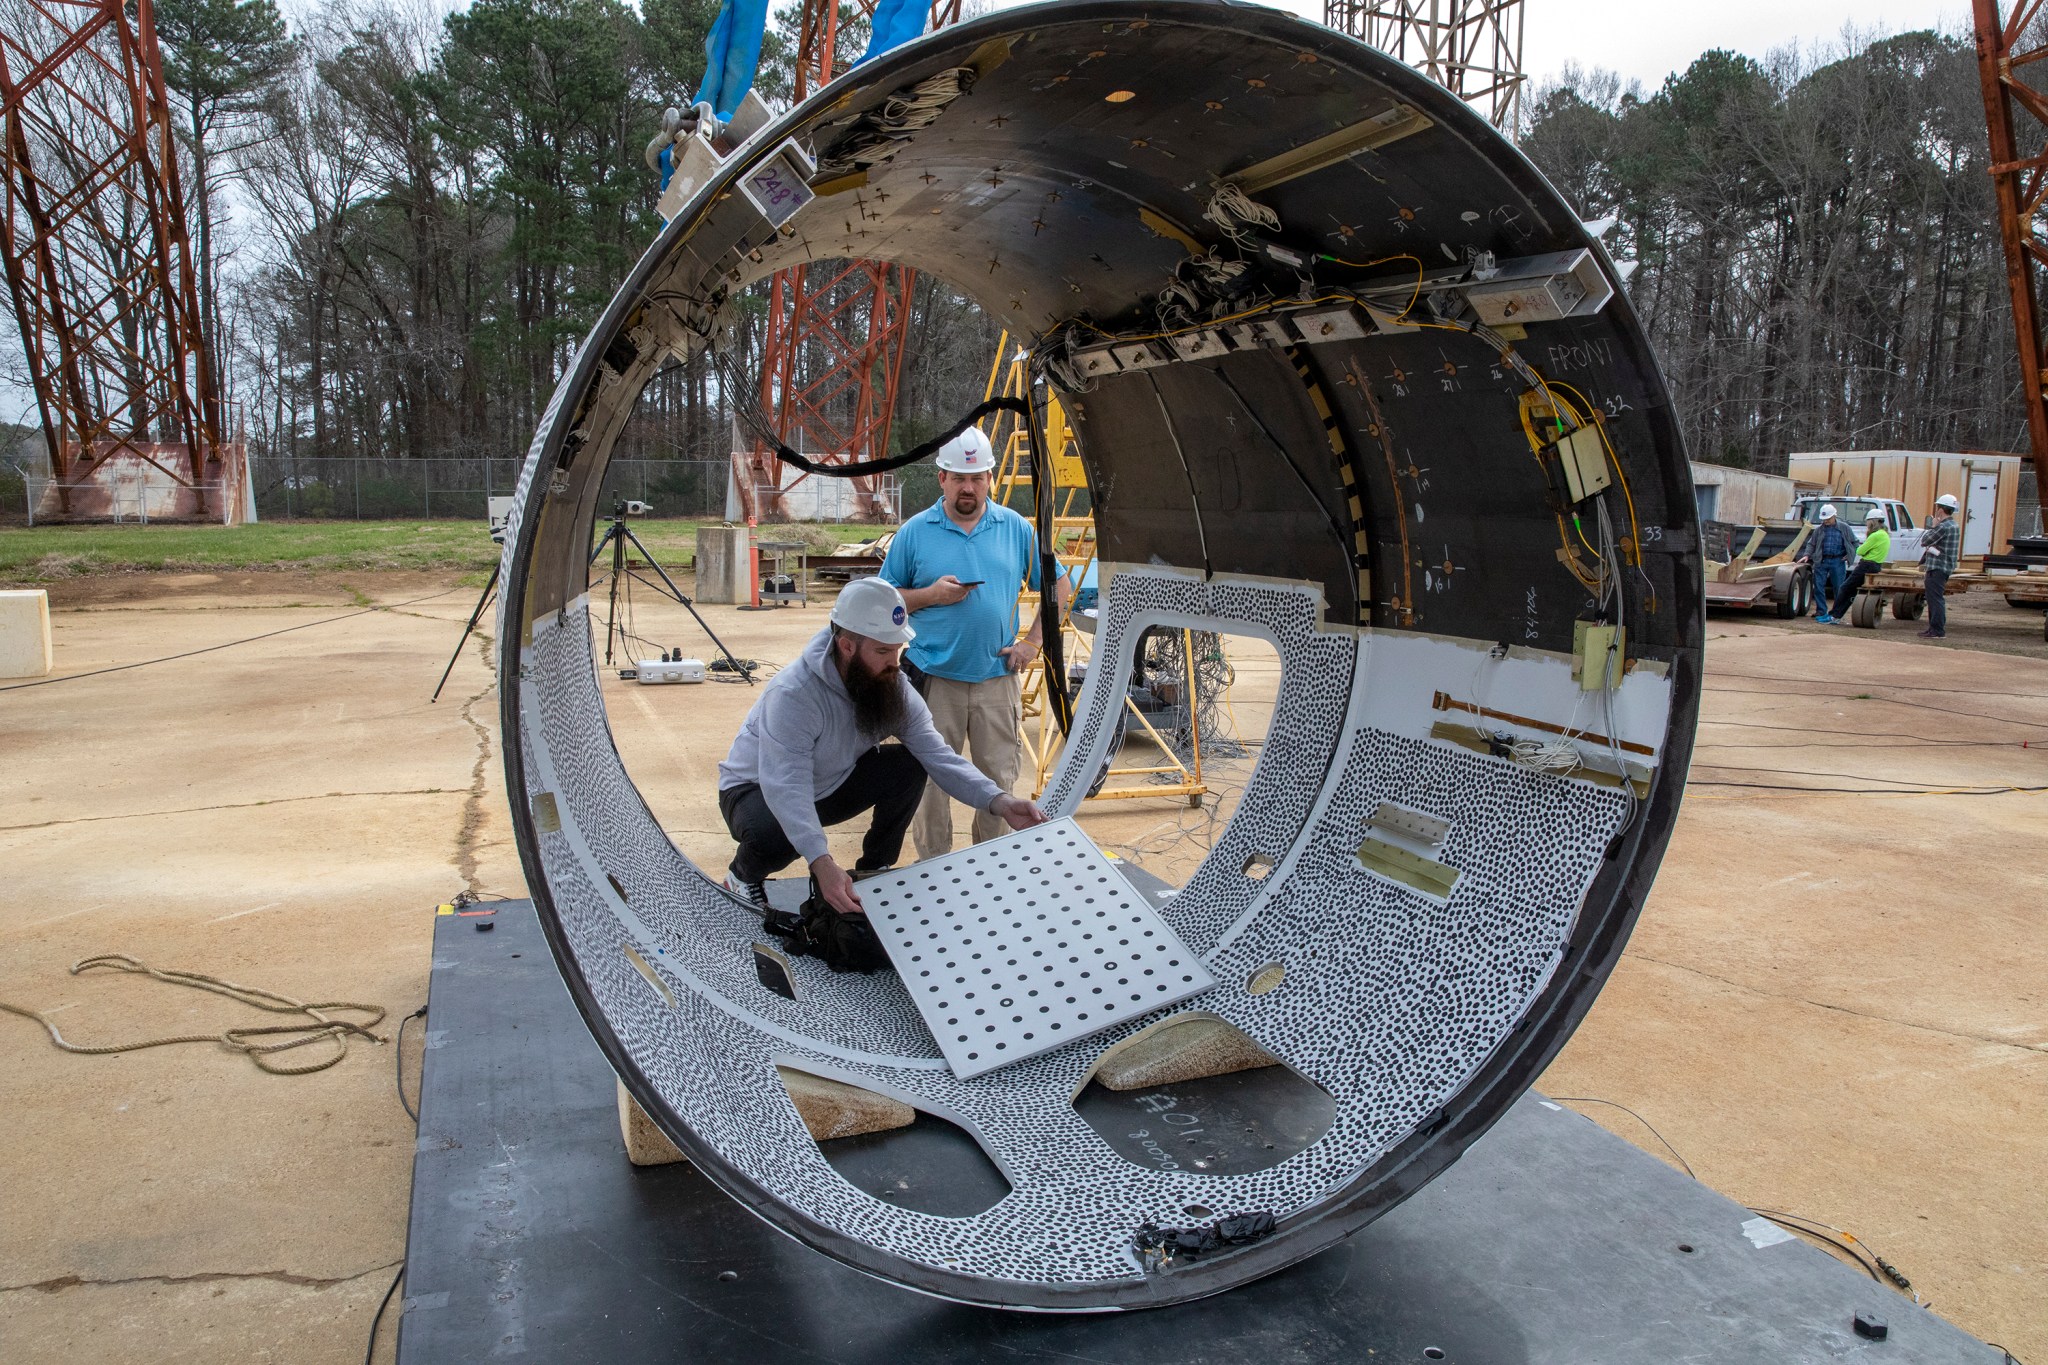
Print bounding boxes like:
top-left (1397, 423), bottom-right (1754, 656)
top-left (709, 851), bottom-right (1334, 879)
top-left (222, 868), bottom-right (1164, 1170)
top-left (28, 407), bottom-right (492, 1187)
top-left (395, 1004), bottom-right (429, 1123)
top-left (1547, 1096), bottom-right (1696, 1178)
top-left (364, 1263), bottom-right (405, 1365)
top-left (1549, 1097), bottom-right (1921, 1298)
top-left (0, 954), bottom-right (386, 1074)
top-left (0, 587), bottom-right (465, 693)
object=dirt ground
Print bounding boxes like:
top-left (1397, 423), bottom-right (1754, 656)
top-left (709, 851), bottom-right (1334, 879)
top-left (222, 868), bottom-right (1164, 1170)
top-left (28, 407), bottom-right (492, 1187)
top-left (1, 568), bottom-right (2042, 1363)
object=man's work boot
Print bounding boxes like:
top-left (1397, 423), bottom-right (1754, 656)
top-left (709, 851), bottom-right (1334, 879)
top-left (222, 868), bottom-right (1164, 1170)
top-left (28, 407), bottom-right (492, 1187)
top-left (724, 868), bottom-right (770, 912)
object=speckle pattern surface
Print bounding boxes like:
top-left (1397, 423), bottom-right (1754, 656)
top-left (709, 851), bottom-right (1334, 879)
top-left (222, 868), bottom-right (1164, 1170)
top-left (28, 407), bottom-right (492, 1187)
top-left (507, 569), bottom-right (1631, 1297)
top-left (861, 818), bottom-right (1215, 1078)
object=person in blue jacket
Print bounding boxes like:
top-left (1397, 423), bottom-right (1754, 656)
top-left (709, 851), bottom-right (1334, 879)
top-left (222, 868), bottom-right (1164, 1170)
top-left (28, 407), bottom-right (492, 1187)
top-left (1798, 504), bottom-right (1858, 624)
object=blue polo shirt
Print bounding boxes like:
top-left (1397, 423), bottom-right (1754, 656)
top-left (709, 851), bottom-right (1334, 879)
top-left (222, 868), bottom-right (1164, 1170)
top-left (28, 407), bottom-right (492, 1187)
top-left (879, 500), bottom-right (1041, 683)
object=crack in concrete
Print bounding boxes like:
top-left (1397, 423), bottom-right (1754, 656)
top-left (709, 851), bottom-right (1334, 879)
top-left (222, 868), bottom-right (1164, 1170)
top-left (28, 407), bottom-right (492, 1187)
top-left (0, 789), bottom-right (452, 833)
top-left (1624, 950), bottom-right (2048, 1055)
top-left (2, 1259), bottom-right (402, 1295)
top-left (453, 629), bottom-right (497, 898)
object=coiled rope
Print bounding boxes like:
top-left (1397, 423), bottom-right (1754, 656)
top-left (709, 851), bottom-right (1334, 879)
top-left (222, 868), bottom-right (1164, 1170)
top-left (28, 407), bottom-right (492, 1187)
top-left (0, 954), bottom-right (386, 1075)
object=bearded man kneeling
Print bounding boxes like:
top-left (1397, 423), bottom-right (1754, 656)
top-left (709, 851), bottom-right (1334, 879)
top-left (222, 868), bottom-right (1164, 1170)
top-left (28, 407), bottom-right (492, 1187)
top-left (717, 578), bottom-right (1048, 919)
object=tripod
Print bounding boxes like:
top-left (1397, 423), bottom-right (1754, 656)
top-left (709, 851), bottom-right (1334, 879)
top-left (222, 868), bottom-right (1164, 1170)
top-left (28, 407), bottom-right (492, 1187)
top-left (588, 503), bottom-right (753, 680)
top-left (431, 558), bottom-right (502, 704)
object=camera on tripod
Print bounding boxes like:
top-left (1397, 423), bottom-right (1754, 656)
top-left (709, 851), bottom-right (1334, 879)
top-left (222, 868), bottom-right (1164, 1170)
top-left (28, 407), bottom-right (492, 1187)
top-left (615, 499), bottom-right (654, 517)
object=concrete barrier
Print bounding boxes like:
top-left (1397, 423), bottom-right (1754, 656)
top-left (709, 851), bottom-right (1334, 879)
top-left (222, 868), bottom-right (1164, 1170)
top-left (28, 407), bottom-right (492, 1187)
top-left (0, 590), bottom-right (52, 679)
top-left (693, 525), bottom-right (750, 604)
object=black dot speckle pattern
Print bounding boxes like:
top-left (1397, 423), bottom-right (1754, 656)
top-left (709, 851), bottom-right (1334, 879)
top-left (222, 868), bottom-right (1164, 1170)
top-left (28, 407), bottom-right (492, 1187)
top-left (508, 572), bottom-right (1637, 1297)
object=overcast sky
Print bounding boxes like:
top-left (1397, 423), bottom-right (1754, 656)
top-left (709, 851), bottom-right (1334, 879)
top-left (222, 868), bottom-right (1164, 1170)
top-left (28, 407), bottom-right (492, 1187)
top-left (1, 0), bottom-right (1973, 436)
top-left (990, 0), bottom-right (1964, 92)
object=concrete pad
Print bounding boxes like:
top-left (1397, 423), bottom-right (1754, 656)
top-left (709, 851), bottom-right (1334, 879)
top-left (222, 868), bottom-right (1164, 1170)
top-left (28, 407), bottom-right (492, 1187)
top-left (0, 1268), bottom-right (404, 1365)
top-left (0, 574), bottom-right (516, 1364)
top-left (1541, 622), bottom-right (2048, 1359)
top-left (0, 587), bottom-right (52, 677)
top-left (4, 569), bottom-right (2042, 1361)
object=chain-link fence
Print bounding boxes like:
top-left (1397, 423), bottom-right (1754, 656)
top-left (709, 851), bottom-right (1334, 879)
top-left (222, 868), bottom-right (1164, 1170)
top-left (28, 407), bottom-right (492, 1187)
top-left (248, 456), bottom-right (736, 520)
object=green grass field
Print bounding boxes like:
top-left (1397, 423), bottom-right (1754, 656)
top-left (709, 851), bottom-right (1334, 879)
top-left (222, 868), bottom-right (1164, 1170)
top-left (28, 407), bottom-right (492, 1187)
top-left (0, 519), bottom-right (879, 585)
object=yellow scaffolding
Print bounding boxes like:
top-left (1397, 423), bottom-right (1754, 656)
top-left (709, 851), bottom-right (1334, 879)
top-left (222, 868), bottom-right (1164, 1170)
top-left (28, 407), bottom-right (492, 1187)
top-left (982, 335), bottom-right (1207, 809)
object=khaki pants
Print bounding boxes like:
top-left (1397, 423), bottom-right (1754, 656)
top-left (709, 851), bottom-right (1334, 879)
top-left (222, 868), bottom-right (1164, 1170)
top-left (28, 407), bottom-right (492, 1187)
top-left (913, 672), bottom-right (1023, 860)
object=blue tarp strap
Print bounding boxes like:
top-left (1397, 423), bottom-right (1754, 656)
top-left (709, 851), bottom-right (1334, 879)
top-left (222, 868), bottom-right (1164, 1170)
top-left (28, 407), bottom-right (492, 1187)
top-left (857, 0), bottom-right (927, 66)
top-left (694, 0), bottom-right (771, 120)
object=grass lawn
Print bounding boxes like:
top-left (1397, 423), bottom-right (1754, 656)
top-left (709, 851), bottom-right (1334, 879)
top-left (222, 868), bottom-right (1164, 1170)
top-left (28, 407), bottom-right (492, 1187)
top-left (0, 519), bottom-right (881, 585)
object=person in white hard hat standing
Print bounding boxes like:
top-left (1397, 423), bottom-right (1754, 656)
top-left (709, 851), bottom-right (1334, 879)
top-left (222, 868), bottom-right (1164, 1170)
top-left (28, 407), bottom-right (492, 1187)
top-left (1797, 503), bottom-right (1857, 624)
top-left (1826, 505), bottom-right (1891, 623)
top-left (717, 577), bottom-right (1048, 918)
top-left (879, 426), bottom-right (1071, 860)
top-left (1918, 493), bottom-right (1962, 640)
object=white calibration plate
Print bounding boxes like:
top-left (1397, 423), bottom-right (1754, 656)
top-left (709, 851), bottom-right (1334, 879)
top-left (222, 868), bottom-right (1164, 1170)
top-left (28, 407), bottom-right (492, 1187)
top-left (858, 817), bottom-right (1214, 1079)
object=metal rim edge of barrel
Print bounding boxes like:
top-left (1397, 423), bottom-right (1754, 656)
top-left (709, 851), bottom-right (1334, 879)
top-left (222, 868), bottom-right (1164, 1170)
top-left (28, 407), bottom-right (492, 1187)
top-left (495, 0), bottom-right (1702, 1312)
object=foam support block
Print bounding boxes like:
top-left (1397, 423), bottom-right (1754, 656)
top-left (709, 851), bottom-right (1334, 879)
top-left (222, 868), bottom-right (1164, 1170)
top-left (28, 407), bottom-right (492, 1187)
top-left (0, 590), bottom-right (52, 679)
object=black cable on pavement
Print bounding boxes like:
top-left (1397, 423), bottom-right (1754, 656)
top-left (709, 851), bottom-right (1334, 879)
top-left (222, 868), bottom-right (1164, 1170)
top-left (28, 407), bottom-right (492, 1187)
top-left (0, 587), bottom-right (464, 693)
top-left (1547, 1096), bottom-right (1696, 1178)
top-left (1713, 670), bottom-right (2048, 701)
top-left (394, 1004), bottom-right (428, 1123)
top-left (1702, 685), bottom-right (2048, 732)
top-left (1687, 785), bottom-right (2039, 794)
top-left (364, 1263), bottom-right (405, 1365)
top-left (1550, 1097), bottom-right (1920, 1298)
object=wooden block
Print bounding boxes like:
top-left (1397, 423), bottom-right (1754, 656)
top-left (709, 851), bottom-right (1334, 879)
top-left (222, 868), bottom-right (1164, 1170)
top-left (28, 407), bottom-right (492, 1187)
top-left (1093, 1015), bottom-right (1279, 1092)
top-left (618, 1070), bottom-right (915, 1166)
top-left (778, 1066), bottom-right (915, 1141)
top-left (617, 1079), bottom-right (687, 1167)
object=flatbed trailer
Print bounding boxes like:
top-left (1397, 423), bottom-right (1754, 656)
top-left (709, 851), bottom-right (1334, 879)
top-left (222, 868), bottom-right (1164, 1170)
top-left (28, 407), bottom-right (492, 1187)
top-left (1701, 521), bottom-right (1815, 617)
top-left (1846, 557), bottom-right (2048, 638)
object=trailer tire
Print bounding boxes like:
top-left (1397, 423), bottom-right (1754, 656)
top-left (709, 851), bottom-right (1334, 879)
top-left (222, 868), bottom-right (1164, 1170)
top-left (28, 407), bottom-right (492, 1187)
top-left (1851, 592), bottom-right (1882, 628)
top-left (1775, 568), bottom-right (1809, 619)
top-left (1890, 593), bottom-right (1924, 621)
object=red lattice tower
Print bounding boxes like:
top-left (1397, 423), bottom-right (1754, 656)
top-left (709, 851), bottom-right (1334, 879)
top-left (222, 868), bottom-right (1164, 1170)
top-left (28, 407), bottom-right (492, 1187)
top-left (738, 0), bottom-right (961, 523)
top-left (0, 0), bottom-right (232, 521)
top-left (1324, 0), bottom-right (1527, 133)
top-left (1974, 0), bottom-right (2048, 484)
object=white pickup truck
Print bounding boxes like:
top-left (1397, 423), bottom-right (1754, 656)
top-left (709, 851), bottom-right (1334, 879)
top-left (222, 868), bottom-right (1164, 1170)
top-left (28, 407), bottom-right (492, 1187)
top-left (1786, 495), bottom-right (1924, 565)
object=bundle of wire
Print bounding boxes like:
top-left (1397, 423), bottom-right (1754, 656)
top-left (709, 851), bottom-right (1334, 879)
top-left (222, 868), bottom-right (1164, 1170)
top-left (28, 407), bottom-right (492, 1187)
top-left (1135, 629), bottom-right (1247, 767)
top-left (813, 67), bottom-right (976, 179)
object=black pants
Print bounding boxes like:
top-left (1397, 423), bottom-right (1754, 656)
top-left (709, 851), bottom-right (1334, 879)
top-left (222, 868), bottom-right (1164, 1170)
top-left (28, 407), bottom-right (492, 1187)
top-left (719, 745), bottom-right (926, 884)
top-left (1829, 561), bottom-right (1873, 619)
top-left (1925, 569), bottom-right (1949, 635)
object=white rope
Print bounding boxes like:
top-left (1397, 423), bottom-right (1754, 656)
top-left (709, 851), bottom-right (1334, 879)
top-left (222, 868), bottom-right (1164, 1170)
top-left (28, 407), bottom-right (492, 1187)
top-left (1202, 182), bottom-right (1279, 243)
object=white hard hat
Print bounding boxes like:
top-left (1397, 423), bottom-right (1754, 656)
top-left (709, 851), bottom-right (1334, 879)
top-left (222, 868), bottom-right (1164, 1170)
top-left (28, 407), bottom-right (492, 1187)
top-left (830, 577), bottom-right (915, 645)
top-left (1864, 506), bottom-right (1885, 521)
top-left (1818, 503), bottom-right (1838, 520)
top-left (934, 426), bottom-right (996, 474)
top-left (1935, 492), bottom-right (1959, 510)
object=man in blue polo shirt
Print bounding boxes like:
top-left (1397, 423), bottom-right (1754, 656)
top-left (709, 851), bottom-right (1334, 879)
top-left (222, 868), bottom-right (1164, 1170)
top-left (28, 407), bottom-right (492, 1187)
top-left (880, 427), bottom-right (1070, 858)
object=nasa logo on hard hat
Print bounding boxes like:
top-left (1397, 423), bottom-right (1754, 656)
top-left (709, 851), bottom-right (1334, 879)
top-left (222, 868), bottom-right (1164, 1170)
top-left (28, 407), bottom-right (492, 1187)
top-left (892, 605), bottom-right (906, 625)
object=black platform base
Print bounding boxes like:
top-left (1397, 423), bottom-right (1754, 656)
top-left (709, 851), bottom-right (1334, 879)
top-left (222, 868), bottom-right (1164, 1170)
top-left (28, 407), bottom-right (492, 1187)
top-left (399, 900), bottom-right (1994, 1364)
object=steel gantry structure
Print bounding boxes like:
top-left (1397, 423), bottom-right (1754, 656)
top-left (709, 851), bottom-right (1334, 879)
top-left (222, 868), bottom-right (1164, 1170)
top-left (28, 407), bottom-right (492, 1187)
top-left (0, 0), bottom-right (233, 521)
top-left (1973, 0), bottom-right (2048, 485)
top-left (1324, 0), bottom-right (1526, 133)
top-left (736, 0), bottom-right (962, 522)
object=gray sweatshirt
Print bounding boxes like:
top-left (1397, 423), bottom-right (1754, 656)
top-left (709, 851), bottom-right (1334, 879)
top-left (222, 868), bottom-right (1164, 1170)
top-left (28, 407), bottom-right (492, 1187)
top-left (718, 628), bottom-right (1005, 865)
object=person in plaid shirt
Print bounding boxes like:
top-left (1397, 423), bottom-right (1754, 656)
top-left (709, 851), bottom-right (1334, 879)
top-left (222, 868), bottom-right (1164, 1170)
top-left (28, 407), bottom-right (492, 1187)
top-left (1919, 494), bottom-right (1961, 639)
